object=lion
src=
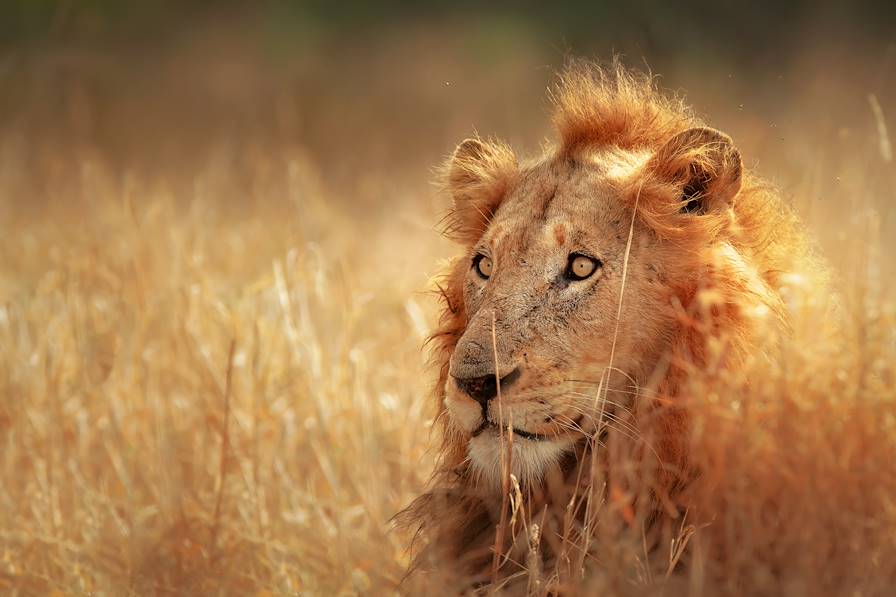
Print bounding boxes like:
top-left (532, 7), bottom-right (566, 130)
top-left (399, 60), bottom-right (826, 592)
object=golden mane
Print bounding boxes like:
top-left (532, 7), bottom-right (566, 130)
top-left (398, 59), bottom-right (824, 591)
top-left (554, 60), bottom-right (815, 286)
top-left (552, 59), bottom-right (697, 154)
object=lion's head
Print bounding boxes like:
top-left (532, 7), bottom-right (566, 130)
top-left (402, 60), bottom-right (816, 585)
top-left (442, 123), bottom-right (749, 487)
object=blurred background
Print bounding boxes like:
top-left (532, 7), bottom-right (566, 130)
top-left (2, 1), bottom-right (895, 271)
top-left (0, 1), bottom-right (894, 594)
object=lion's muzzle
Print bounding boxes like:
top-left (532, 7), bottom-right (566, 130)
top-left (451, 366), bottom-right (521, 410)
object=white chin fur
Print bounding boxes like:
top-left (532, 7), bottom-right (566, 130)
top-left (468, 429), bottom-right (573, 488)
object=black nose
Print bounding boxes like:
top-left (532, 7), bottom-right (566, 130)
top-left (453, 367), bottom-right (521, 407)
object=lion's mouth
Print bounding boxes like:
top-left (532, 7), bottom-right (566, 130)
top-left (471, 419), bottom-right (548, 441)
top-left (470, 413), bottom-right (586, 442)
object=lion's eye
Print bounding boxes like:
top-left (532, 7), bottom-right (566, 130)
top-left (473, 255), bottom-right (493, 279)
top-left (566, 254), bottom-right (600, 280)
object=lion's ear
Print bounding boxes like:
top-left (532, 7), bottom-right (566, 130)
top-left (649, 127), bottom-right (742, 215)
top-left (443, 137), bottom-right (517, 243)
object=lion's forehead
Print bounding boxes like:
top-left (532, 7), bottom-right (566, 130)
top-left (485, 158), bottom-right (628, 258)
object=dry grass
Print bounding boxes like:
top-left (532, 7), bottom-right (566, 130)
top-left (0, 162), bottom-right (445, 594)
top-left (1, 26), bottom-right (895, 595)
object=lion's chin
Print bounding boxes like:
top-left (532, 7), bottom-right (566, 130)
top-left (467, 427), bottom-right (575, 488)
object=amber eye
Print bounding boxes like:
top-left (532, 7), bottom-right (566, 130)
top-left (566, 254), bottom-right (600, 280)
top-left (473, 254), bottom-right (493, 279)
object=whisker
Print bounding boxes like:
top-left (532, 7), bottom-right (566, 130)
top-left (564, 380), bottom-right (663, 400)
top-left (565, 392), bottom-right (638, 412)
top-left (556, 404), bottom-right (645, 442)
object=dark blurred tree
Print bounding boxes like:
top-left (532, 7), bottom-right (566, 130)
top-left (1, 0), bottom-right (892, 63)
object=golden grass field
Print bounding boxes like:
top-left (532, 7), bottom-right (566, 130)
top-left (1, 20), bottom-right (896, 595)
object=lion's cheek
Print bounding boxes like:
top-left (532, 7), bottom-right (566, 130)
top-left (572, 337), bottom-right (616, 375)
top-left (444, 392), bottom-right (482, 432)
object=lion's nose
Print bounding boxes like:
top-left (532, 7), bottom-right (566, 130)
top-left (453, 367), bottom-right (521, 408)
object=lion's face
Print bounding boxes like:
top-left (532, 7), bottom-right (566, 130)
top-left (441, 130), bottom-right (743, 488)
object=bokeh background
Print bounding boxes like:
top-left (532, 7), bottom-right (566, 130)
top-left (3, 1), bottom-right (896, 273)
top-left (1, 1), bottom-right (894, 594)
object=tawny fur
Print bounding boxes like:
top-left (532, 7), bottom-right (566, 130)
top-left (398, 59), bottom-right (825, 591)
